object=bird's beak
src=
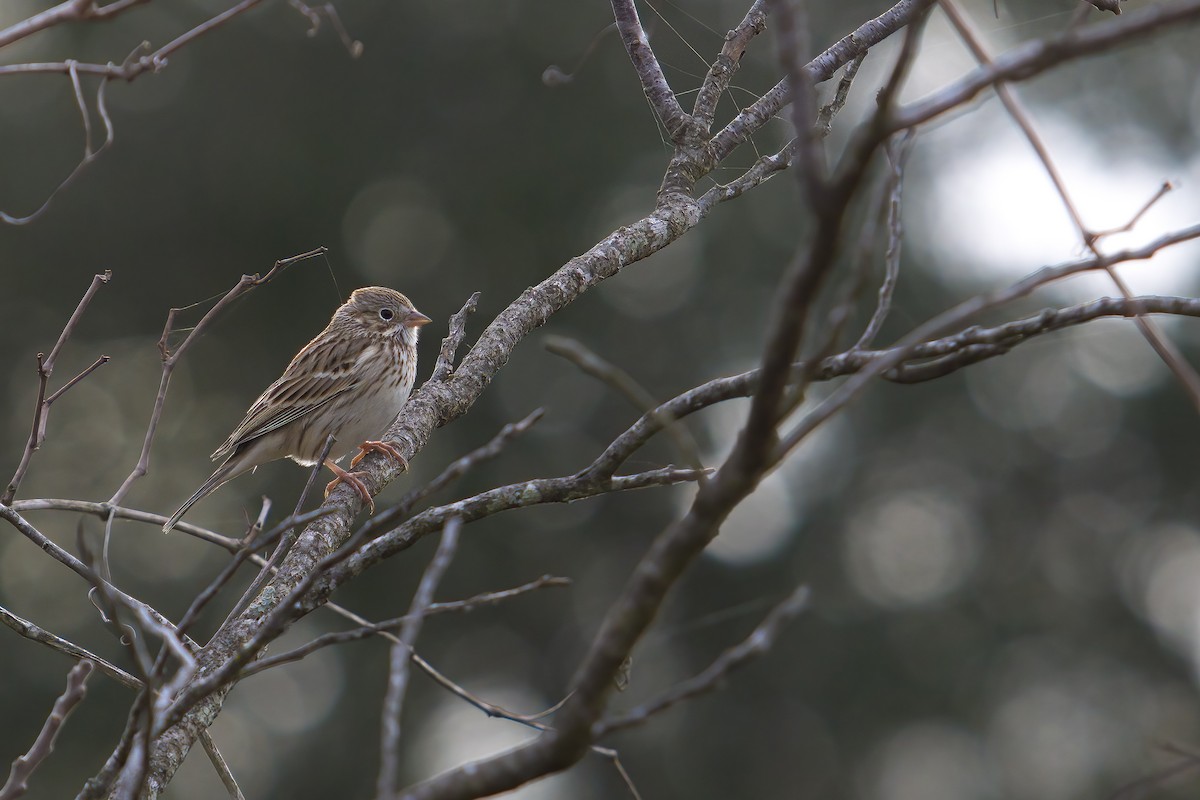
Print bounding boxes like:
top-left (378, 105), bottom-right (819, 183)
top-left (404, 310), bottom-right (432, 328)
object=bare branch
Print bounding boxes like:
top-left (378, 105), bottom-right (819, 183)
top-left (335, 467), bottom-right (710, 590)
top-left (0, 506), bottom-right (192, 650)
top-left (892, 1), bottom-right (1200, 132)
top-left (853, 132), bottom-right (913, 350)
top-left (239, 575), bottom-right (570, 679)
top-left (3, 271), bottom-right (111, 504)
top-left (287, 0), bottom-right (364, 58)
top-left (0, 0), bottom-right (267, 224)
top-left (197, 733), bottom-right (245, 800)
top-left (155, 465), bottom-right (708, 736)
top-left (777, 225), bottom-right (1200, 458)
top-left (596, 585), bottom-right (810, 736)
top-left (0, 606), bottom-right (138, 690)
top-left (0, 660), bottom-right (94, 800)
top-left (710, 0), bottom-right (932, 162)
top-left (376, 517), bottom-right (462, 798)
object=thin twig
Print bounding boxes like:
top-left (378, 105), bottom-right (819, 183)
top-left (353, 408), bottom-right (544, 541)
top-left (197, 732), bottom-right (245, 800)
top-left (376, 517), bottom-right (461, 797)
top-left (0, 505), bottom-right (192, 650)
top-left (542, 23), bottom-right (618, 87)
top-left (853, 131), bottom-right (913, 349)
top-left (0, 660), bottom-right (94, 800)
top-left (816, 52), bottom-right (865, 137)
top-left (609, 0), bottom-right (693, 142)
top-left (3, 271), bottom-right (112, 504)
top-left (0, 606), bottom-right (140, 689)
top-left (596, 586), bottom-right (810, 735)
top-left (431, 292), bottom-right (480, 382)
top-left (239, 574), bottom-right (569, 678)
top-left (544, 335), bottom-right (705, 477)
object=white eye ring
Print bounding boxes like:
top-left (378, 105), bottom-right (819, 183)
top-left (379, 308), bottom-right (395, 321)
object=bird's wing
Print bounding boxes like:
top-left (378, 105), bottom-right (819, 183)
top-left (210, 333), bottom-right (361, 461)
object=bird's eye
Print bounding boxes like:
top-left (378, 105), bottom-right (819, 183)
top-left (379, 308), bottom-right (395, 321)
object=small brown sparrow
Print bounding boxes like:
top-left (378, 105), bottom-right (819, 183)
top-left (163, 287), bottom-right (430, 532)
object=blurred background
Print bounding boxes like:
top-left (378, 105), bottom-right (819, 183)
top-left (4, 0), bottom-right (1200, 798)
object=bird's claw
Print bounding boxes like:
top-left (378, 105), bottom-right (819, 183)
top-left (350, 439), bottom-right (409, 472)
top-left (324, 460), bottom-right (374, 514)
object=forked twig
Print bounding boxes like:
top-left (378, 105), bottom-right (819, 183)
top-left (3, 271), bottom-right (112, 504)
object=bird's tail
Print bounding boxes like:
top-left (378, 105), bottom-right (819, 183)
top-left (162, 460), bottom-right (239, 533)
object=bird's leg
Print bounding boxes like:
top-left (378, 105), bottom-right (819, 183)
top-left (349, 440), bottom-right (409, 472)
top-left (324, 459), bottom-right (374, 513)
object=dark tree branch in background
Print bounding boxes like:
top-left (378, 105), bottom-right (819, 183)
top-left (0, 660), bottom-right (93, 800)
